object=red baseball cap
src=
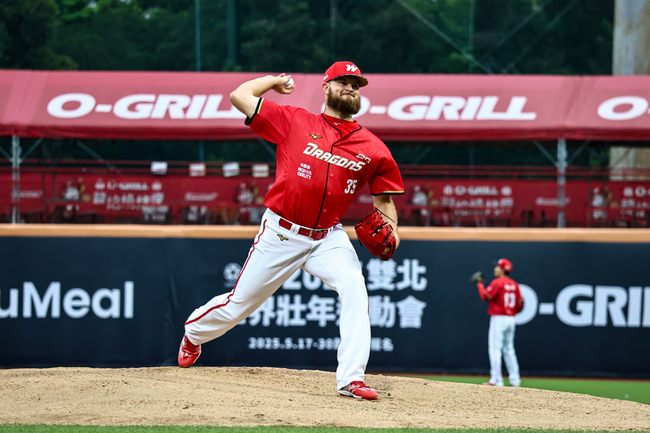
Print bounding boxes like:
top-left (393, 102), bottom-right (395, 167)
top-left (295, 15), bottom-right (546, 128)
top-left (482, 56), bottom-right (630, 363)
top-left (323, 61), bottom-right (368, 87)
top-left (497, 258), bottom-right (513, 273)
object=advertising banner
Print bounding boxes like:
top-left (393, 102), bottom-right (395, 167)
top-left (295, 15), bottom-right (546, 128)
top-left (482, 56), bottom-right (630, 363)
top-left (3, 173), bottom-right (650, 227)
top-left (0, 173), bottom-right (275, 224)
top-left (1, 233), bottom-right (648, 377)
top-left (5, 70), bottom-right (650, 140)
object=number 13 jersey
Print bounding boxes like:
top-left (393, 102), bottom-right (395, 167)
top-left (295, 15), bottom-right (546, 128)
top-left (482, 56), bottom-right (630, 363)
top-left (485, 277), bottom-right (523, 316)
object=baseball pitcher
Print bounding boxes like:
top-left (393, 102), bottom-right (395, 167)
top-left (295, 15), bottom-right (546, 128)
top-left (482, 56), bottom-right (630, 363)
top-left (470, 258), bottom-right (523, 387)
top-left (178, 62), bottom-right (404, 400)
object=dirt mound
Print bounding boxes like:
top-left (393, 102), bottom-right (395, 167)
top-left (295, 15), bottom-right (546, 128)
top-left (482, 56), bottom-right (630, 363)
top-left (1, 367), bottom-right (648, 430)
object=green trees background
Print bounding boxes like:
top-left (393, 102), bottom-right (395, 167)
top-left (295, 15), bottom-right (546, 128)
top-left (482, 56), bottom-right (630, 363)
top-left (0, 0), bottom-right (616, 165)
top-left (1, 0), bottom-right (614, 75)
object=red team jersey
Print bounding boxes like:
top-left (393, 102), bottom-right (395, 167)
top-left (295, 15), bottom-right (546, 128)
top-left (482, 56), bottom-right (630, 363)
top-left (480, 277), bottom-right (523, 316)
top-left (247, 98), bottom-right (404, 228)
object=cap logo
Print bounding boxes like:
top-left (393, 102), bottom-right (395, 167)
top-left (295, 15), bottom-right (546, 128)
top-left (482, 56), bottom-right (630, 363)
top-left (323, 62), bottom-right (368, 87)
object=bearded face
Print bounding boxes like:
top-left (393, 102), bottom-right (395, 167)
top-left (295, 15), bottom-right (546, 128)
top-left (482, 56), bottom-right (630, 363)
top-left (326, 85), bottom-right (361, 116)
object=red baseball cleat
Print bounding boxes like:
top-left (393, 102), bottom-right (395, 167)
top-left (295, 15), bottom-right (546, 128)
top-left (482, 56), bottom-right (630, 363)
top-left (482, 382), bottom-right (496, 386)
top-left (178, 335), bottom-right (201, 368)
top-left (338, 381), bottom-right (378, 400)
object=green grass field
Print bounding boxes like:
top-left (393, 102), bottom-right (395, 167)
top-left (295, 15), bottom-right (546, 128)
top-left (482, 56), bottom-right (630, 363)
top-left (410, 374), bottom-right (650, 404)
top-left (2, 377), bottom-right (647, 433)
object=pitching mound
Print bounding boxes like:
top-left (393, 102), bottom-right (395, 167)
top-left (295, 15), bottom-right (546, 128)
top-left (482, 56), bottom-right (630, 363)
top-left (1, 367), bottom-right (648, 430)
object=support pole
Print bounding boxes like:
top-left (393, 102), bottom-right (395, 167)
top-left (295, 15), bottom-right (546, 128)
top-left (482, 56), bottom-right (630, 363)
top-left (468, 0), bottom-right (475, 73)
top-left (557, 138), bottom-right (567, 228)
top-left (195, 0), bottom-right (202, 72)
top-left (227, 0), bottom-right (237, 67)
top-left (11, 135), bottom-right (21, 224)
top-left (196, 0), bottom-right (204, 162)
top-left (330, 0), bottom-right (337, 63)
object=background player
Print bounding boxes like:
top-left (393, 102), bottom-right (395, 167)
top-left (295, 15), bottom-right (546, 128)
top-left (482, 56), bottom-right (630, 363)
top-left (471, 258), bottom-right (523, 387)
top-left (177, 61), bottom-right (404, 400)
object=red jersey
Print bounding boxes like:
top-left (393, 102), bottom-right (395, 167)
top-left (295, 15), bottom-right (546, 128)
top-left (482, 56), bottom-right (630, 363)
top-left (247, 98), bottom-right (404, 228)
top-left (478, 276), bottom-right (523, 316)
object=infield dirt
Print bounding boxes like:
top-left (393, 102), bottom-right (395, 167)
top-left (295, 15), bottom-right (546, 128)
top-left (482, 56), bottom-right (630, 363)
top-left (1, 366), bottom-right (648, 430)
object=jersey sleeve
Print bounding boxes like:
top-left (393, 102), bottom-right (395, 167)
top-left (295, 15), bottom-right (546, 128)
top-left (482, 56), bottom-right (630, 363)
top-left (477, 282), bottom-right (489, 300)
top-left (368, 146), bottom-right (404, 195)
top-left (515, 282), bottom-right (523, 303)
top-left (516, 282), bottom-right (524, 313)
top-left (485, 279), bottom-right (502, 298)
top-left (246, 98), bottom-right (297, 145)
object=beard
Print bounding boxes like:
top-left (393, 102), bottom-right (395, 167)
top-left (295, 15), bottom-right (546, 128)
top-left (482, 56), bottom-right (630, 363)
top-left (326, 87), bottom-right (361, 117)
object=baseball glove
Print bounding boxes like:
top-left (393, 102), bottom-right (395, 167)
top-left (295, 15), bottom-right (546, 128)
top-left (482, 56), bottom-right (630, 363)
top-left (355, 208), bottom-right (396, 261)
top-left (469, 271), bottom-right (484, 284)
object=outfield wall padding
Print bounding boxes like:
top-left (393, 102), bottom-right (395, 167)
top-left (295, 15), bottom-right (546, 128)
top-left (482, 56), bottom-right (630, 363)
top-left (1, 225), bottom-right (649, 378)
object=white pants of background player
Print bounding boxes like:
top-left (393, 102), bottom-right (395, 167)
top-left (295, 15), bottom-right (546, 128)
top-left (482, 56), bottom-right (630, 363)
top-left (488, 315), bottom-right (521, 386)
top-left (184, 209), bottom-right (371, 391)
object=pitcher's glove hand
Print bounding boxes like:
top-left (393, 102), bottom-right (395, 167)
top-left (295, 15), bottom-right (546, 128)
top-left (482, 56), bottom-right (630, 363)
top-left (355, 208), bottom-right (396, 261)
top-left (469, 271), bottom-right (484, 284)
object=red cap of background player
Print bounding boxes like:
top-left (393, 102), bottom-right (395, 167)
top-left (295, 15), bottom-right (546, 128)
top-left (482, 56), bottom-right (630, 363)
top-left (497, 258), bottom-right (513, 273)
top-left (323, 61), bottom-right (368, 87)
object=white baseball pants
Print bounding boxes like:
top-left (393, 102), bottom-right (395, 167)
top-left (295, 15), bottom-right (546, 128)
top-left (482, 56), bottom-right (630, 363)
top-left (184, 209), bottom-right (371, 390)
top-left (488, 315), bottom-right (521, 386)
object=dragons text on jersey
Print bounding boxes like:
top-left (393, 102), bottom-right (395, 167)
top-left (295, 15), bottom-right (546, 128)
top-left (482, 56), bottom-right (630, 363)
top-left (303, 143), bottom-right (367, 172)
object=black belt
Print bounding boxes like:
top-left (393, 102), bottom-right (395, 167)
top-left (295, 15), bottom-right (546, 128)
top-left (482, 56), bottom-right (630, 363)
top-left (279, 218), bottom-right (329, 240)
